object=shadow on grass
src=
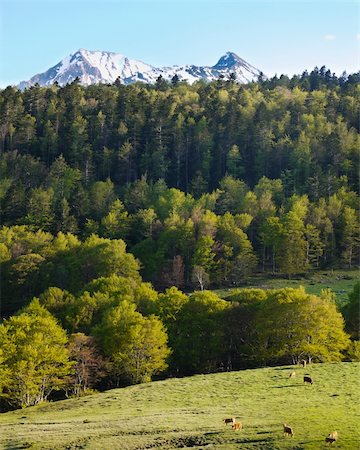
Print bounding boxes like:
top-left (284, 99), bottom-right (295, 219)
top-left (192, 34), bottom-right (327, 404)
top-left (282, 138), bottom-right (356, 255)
top-left (272, 384), bottom-right (299, 388)
top-left (235, 436), bottom-right (275, 444)
top-left (4, 444), bottom-right (32, 450)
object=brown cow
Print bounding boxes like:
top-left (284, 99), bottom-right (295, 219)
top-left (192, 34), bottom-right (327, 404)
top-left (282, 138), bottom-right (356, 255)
top-left (283, 423), bottom-right (294, 437)
top-left (303, 376), bottom-right (313, 385)
top-left (232, 421), bottom-right (243, 431)
top-left (223, 417), bottom-right (235, 425)
top-left (325, 431), bottom-right (338, 445)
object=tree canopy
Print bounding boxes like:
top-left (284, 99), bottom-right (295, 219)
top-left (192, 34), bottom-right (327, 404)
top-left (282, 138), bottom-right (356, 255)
top-left (0, 300), bottom-right (72, 408)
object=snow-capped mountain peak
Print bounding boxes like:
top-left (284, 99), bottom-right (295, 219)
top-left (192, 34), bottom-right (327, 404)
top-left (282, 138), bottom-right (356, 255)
top-left (213, 51), bottom-right (246, 69)
top-left (18, 50), bottom-right (263, 89)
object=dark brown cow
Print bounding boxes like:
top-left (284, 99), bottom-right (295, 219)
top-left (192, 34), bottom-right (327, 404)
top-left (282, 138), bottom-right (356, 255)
top-left (303, 376), bottom-right (313, 385)
top-left (223, 417), bottom-right (235, 425)
top-left (283, 423), bottom-right (294, 437)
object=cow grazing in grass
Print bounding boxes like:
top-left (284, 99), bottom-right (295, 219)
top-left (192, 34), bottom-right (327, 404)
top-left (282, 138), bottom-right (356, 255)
top-left (283, 423), bottom-right (294, 437)
top-left (223, 417), bottom-right (235, 425)
top-left (289, 371), bottom-right (296, 378)
top-left (232, 421), bottom-right (242, 431)
top-left (303, 376), bottom-right (313, 385)
top-left (325, 431), bottom-right (338, 445)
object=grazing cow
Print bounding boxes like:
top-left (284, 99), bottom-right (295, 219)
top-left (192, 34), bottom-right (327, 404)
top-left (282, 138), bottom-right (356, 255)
top-left (325, 431), bottom-right (338, 444)
top-left (283, 423), bottom-right (294, 437)
top-left (303, 376), bottom-right (313, 385)
top-left (289, 371), bottom-right (296, 378)
top-left (232, 421), bottom-right (243, 431)
top-left (223, 417), bottom-right (235, 425)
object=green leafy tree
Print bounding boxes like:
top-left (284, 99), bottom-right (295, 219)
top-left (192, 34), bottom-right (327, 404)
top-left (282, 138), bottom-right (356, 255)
top-left (256, 287), bottom-right (350, 364)
top-left (39, 234), bottom-right (140, 295)
top-left (170, 291), bottom-right (229, 374)
top-left (0, 300), bottom-right (72, 408)
top-left (278, 211), bottom-right (308, 275)
top-left (130, 208), bottom-right (158, 242)
top-left (259, 216), bottom-right (283, 272)
top-left (47, 155), bottom-right (81, 201)
top-left (224, 288), bottom-right (268, 368)
top-left (155, 286), bottom-right (189, 323)
top-left (94, 301), bottom-right (170, 384)
top-left (38, 286), bottom-right (77, 330)
top-left (191, 235), bottom-right (215, 288)
top-left (89, 179), bottom-right (116, 221)
top-left (24, 188), bottom-right (54, 231)
top-left (100, 199), bottom-right (130, 240)
top-left (215, 213), bottom-right (257, 283)
top-left (216, 176), bottom-right (248, 214)
top-left (304, 224), bottom-right (324, 268)
top-left (340, 206), bottom-right (360, 268)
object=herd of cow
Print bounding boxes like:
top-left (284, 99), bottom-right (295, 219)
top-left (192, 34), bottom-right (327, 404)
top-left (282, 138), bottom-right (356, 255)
top-left (222, 364), bottom-right (339, 446)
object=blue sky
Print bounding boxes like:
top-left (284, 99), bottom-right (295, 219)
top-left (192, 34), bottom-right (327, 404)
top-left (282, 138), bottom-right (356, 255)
top-left (0, 0), bottom-right (359, 87)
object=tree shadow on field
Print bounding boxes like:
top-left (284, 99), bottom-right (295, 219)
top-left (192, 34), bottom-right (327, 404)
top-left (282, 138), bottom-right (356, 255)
top-left (272, 384), bottom-right (299, 388)
top-left (4, 443), bottom-right (33, 449)
top-left (235, 436), bottom-right (275, 445)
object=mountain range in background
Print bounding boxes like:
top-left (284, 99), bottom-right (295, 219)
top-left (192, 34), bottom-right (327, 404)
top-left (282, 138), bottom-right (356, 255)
top-left (18, 49), bottom-right (263, 89)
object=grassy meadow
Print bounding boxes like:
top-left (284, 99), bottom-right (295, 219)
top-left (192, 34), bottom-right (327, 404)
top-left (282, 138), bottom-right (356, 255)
top-left (0, 362), bottom-right (359, 449)
top-left (215, 269), bottom-right (359, 308)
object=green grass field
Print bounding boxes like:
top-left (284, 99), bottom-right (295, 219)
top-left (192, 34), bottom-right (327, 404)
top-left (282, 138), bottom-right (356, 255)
top-left (215, 269), bottom-right (359, 308)
top-left (0, 362), bottom-right (359, 449)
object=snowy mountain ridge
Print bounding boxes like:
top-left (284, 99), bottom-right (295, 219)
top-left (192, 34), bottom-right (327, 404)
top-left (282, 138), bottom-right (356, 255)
top-left (18, 49), bottom-right (263, 89)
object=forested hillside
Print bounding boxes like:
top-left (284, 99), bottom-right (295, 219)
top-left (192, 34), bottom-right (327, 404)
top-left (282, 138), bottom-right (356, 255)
top-left (1, 68), bottom-right (359, 289)
top-left (0, 69), bottom-right (359, 410)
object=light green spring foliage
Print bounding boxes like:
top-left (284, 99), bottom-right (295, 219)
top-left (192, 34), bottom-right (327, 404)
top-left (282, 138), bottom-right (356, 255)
top-left (278, 210), bottom-right (308, 274)
top-left (225, 287), bottom-right (268, 305)
top-left (39, 275), bottom-right (159, 333)
top-left (100, 199), bottom-right (130, 240)
top-left (0, 299), bottom-right (72, 408)
top-left (155, 286), bottom-right (189, 322)
top-left (256, 287), bottom-right (350, 363)
top-left (0, 225), bottom-right (53, 259)
top-left (94, 301), bottom-right (170, 384)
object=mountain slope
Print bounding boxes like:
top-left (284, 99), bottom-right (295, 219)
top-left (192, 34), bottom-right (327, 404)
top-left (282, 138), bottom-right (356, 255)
top-left (18, 49), bottom-right (262, 89)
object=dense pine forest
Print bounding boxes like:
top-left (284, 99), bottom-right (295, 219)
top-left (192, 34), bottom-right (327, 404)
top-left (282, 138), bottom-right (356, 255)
top-left (0, 68), bottom-right (359, 409)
